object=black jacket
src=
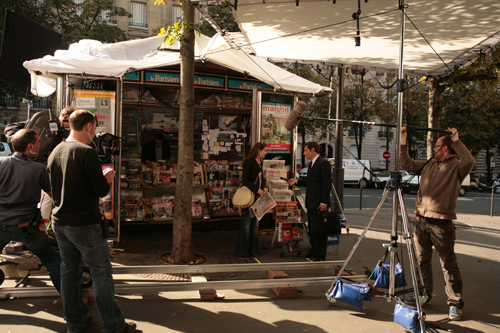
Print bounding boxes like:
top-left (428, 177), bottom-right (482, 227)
top-left (141, 139), bottom-right (170, 163)
top-left (242, 158), bottom-right (262, 194)
top-left (298, 156), bottom-right (332, 209)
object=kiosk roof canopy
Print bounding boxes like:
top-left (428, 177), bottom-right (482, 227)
top-left (225, 0), bottom-right (500, 76)
top-left (23, 34), bottom-right (332, 97)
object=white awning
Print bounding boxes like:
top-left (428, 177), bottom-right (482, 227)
top-left (24, 34), bottom-right (332, 97)
top-left (225, 0), bottom-right (500, 76)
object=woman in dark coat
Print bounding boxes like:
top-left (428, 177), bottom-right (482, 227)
top-left (235, 142), bottom-right (267, 257)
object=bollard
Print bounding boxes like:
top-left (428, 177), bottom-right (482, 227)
top-left (491, 186), bottom-right (495, 217)
top-left (359, 182), bottom-right (363, 210)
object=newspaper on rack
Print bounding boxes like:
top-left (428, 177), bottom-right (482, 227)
top-left (271, 189), bottom-right (293, 202)
top-left (268, 180), bottom-right (289, 190)
top-left (264, 168), bottom-right (286, 182)
top-left (262, 159), bottom-right (285, 171)
top-left (249, 191), bottom-right (277, 221)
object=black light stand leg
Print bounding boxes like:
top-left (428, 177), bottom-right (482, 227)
top-left (326, 174), bottom-right (427, 333)
top-left (325, 187), bottom-right (392, 302)
top-left (396, 188), bottom-right (428, 330)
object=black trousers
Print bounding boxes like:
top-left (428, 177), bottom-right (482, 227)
top-left (308, 209), bottom-right (328, 260)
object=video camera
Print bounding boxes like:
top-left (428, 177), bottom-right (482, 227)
top-left (25, 110), bottom-right (68, 163)
top-left (25, 110), bottom-right (121, 162)
top-left (92, 132), bottom-right (121, 157)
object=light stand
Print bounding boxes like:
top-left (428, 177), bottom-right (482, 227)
top-left (324, 1), bottom-right (426, 332)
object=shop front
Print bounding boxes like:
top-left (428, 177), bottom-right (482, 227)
top-left (24, 34), bottom-right (332, 240)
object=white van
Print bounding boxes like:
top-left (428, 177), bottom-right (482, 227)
top-left (298, 158), bottom-right (371, 187)
top-left (328, 158), bottom-right (372, 188)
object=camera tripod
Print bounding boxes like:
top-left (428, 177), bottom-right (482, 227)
top-left (326, 172), bottom-right (427, 333)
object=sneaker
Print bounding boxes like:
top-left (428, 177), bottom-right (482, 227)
top-left (68, 316), bottom-right (93, 333)
top-left (406, 295), bottom-right (431, 305)
top-left (448, 307), bottom-right (462, 321)
top-left (118, 322), bottom-right (137, 333)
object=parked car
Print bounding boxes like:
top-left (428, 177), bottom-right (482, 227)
top-left (298, 158), bottom-right (372, 188)
top-left (371, 169), bottom-right (409, 189)
top-left (402, 173), bottom-right (470, 196)
top-left (0, 142), bottom-right (13, 160)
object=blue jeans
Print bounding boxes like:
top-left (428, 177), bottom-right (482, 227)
top-left (0, 224), bottom-right (61, 292)
top-left (235, 208), bottom-right (259, 257)
top-left (53, 222), bottom-right (126, 333)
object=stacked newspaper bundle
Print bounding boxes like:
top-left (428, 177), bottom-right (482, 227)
top-left (262, 160), bottom-right (293, 202)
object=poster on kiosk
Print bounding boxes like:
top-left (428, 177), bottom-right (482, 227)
top-left (261, 93), bottom-right (294, 153)
top-left (73, 89), bottom-right (115, 135)
top-left (72, 89), bottom-right (116, 221)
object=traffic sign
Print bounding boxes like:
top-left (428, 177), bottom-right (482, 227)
top-left (383, 151), bottom-right (391, 160)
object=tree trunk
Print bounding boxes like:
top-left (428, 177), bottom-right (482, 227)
top-left (427, 78), bottom-right (446, 157)
top-left (172, 1), bottom-right (195, 264)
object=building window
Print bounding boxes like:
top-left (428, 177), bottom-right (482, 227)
top-left (347, 128), bottom-right (365, 138)
top-left (378, 127), bottom-right (393, 139)
top-left (172, 6), bottom-right (182, 24)
top-left (349, 145), bottom-right (358, 159)
top-left (319, 143), bottom-right (334, 158)
top-left (99, 8), bottom-right (116, 25)
top-left (130, 2), bottom-right (147, 28)
top-left (73, 0), bottom-right (84, 17)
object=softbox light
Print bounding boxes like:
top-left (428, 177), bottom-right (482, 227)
top-left (0, 9), bottom-right (62, 87)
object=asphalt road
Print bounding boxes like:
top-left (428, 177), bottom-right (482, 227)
top-left (299, 186), bottom-right (500, 216)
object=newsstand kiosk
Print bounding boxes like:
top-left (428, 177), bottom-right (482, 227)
top-left (23, 33), bottom-right (332, 242)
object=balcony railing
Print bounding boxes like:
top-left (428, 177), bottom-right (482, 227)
top-left (129, 21), bottom-right (147, 28)
top-left (32, 97), bottom-right (52, 109)
top-left (4, 97), bottom-right (19, 108)
top-left (347, 129), bottom-right (365, 137)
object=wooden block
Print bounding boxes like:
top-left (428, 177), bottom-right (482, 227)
top-left (198, 288), bottom-right (217, 295)
top-left (265, 270), bottom-right (289, 279)
top-left (199, 293), bottom-right (216, 300)
top-left (272, 287), bottom-right (297, 298)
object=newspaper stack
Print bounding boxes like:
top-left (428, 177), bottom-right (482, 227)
top-left (262, 159), bottom-right (292, 201)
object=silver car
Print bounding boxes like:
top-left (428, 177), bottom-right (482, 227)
top-left (0, 142), bottom-right (13, 160)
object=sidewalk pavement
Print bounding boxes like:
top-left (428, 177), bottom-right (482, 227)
top-left (1, 208), bottom-right (499, 333)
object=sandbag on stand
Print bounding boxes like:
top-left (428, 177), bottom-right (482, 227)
top-left (328, 279), bottom-right (371, 310)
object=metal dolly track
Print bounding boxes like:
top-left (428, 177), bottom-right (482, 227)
top-left (1, 260), bottom-right (365, 299)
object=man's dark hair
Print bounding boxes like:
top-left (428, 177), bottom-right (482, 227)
top-left (59, 106), bottom-right (77, 118)
top-left (11, 129), bottom-right (38, 153)
top-left (439, 135), bottom-right (456, 155)
top-left (70, 109), bottom-right (96, 131)
top-left (154, 133), bottom-right (165, 140)
top-left (305, 141), bottom-right (321, 154)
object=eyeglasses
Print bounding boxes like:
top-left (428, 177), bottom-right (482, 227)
top-left (434, 144), bottom-right (443, 148)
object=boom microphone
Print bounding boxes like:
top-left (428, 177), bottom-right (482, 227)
top-left (285, 100), bottom-right (307, 131)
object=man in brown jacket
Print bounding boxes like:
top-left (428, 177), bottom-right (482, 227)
top-left (400, 126), bottom-right (474, 321)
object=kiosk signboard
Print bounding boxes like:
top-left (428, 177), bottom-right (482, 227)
top-left (261, 93), bottom-right (294, 152)
top-left (73, 89), bottom-right (115, 134)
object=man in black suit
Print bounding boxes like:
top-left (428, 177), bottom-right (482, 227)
top-left (141, 133), bottom-right (171, 167)
top-left (289, 142), bottom-right (332, 261)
